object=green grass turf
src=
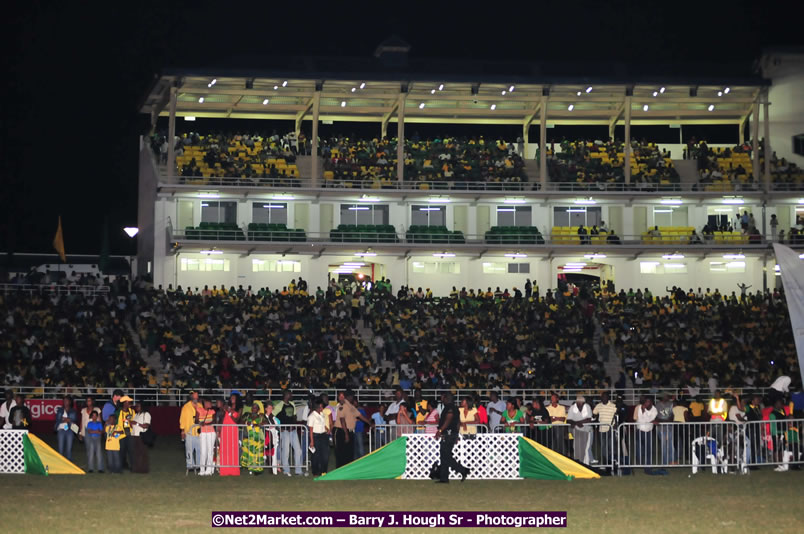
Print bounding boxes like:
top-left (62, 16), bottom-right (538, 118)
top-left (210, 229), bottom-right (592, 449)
top-left (2, 435), bottom-right (803, 533)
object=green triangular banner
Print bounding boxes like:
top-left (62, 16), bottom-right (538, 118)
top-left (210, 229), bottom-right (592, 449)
top-left (517, 437), bottom-right (571, 480)
top-left (316, 436), bottom-right (408, 481)
top-left (23, 434), bottom-right (48, 476)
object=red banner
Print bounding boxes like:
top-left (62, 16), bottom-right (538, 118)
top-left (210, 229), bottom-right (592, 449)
top-left (27, 400), bottom-right (64, 421)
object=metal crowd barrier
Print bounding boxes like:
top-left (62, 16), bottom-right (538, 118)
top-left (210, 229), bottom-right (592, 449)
top-left (184, 423), bottom-right (309, 475)
top-left (492, 422), bottom-right (616, 470)
top-left (741, 418), bottom-right (803, 471)
top-left (368, 423), bottom-right (489, 453)
top-left (617, 421), bottom-right (742, 473)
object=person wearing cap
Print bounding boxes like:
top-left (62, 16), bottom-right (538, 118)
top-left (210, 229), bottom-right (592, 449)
top-left (179, 391), bottom-right (200, 474)
top-left (567, 396), bottom-right (593, 465)
top-left (116, 396), bottom-right (135, 471)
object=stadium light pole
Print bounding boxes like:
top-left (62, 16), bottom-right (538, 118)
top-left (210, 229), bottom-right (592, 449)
top-left (763, 89), bottom-right (771, 190)
top-left (752, 99), bottom-right (760, 185)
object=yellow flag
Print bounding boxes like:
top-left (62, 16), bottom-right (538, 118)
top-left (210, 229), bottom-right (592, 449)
top-left (53, 216), bottom-right (66, 262)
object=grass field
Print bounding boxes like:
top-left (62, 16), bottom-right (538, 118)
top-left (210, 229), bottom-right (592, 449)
top-left (2, 434), bottom-right (803, 533)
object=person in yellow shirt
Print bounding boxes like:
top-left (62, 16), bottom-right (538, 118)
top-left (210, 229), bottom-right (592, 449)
top-left (116, 396), bottom-right (136, 472)
top-left (688, 397), bottom-right (705, 421)
top-left (179, 391), bottom-right (200, 473)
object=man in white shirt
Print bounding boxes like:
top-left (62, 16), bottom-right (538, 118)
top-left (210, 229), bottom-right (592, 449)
top-left (486, 391), bottom-right (506, 433)
top-left (307, 399), bottom-right (330, 476)
top-left (567, 396), bottom-right (594, 465)
top-left (634, 398), bottom-right (658, 472)
top-left (384, 387), bottom-right (404, 425)
top-left (0, 390), bottom-right (16, 429)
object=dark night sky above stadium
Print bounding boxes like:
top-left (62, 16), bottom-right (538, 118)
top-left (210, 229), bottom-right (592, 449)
top-left (1, 1), bottom-right (802, 257)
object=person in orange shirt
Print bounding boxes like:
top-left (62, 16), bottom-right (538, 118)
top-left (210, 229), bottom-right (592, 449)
top-left (196, 398), bottom-right (217, 476)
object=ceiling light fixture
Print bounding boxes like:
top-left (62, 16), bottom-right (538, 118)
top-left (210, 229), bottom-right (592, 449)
top-left (568, 104), bottom-right (575, 111)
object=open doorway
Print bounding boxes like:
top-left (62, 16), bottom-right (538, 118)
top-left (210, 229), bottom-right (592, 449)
top-left (327, 261), bottom-right (384, 286)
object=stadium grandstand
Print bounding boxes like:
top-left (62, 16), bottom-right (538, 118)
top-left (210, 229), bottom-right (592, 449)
top-left (134, 45), bottom-right (804, 303)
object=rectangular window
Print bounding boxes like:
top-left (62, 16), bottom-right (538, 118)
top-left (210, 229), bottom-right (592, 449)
top-left (180, 258), bottom-right (231, 272)
top-left (553, 206), bottom-right (601, 228)
top-left (709, 261), bottom-right (746, 273)
top-left (497, 206), bottom-right (532, 227)
top-left (340, 204), bottom-right (390, 226)
top-left (252, 202), bottom-right (288, 225)
top-left (653, 206), bottom-right (688, 227)
top-left (482, 262), bottom-right (507, 274)
top-left (411, 261), bottom-right (460, 274)
top-left (252, 259), bottom-right (301, 273)
top-left (507, 263), bottom-right (530, 274)
top-left (411, 205), bottom-right (446, 227)
top-left (639, 261), bottom-right (687, 274)
top-left (201, 201), bottom-right (237, 224)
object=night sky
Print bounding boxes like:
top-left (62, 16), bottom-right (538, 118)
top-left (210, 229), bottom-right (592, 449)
top-left (1, 1), bottom-right (802, 256)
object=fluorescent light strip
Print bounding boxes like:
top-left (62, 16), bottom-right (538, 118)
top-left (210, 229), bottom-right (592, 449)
top-left (504, 253), bottom-right (527, 258)
top-left (503, 198), bottom-right (526, 204)
top-left (262, 204), bottom-right (284, 208)
top-left (200, 250), bottom-right (223, 254)
top-left (660, 199), bottom-right (682, 205)
top-left (348, 207), bottom-right (371, 210)
top-left (433, 253), bottom-right (455, 258)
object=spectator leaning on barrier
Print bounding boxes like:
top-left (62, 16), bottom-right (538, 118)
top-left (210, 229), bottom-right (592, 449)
top-left (655, 393), bottom-right (676, 465)
top-left (634, 397), bottom-right (658, 473)
top-left (593, 392), bottom-right (617, 467)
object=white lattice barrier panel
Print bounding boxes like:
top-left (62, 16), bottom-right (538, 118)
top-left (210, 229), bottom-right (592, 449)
top-left (0, 430), bottom-right (27, 474)
top-left (402, 433), bottom-right (521, 480)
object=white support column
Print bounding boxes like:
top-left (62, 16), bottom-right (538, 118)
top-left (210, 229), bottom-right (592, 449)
top-left (624, 95), bottom-right (632, 184)
top-left (166, 86), bottom-right (177, 181)
top-left (397, 94), bottom-right (407, 183)
top-left (539, 96), bottom-right (547, 186)
top-left (763, 93), bottom-right (771, 190)
top-left (311, 91), bottom-right (321, 187)
top-left (752, 101), bottom-right (760, 185)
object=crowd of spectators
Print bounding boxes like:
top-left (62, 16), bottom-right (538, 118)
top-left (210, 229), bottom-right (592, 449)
top-left (321, 134), bottom-right (528, 189)
top-left (599, 285), bottom-right (796, 392)
top-left (1, 275), bottom-right (799, 397)
top-left (150, 131), bottom-right (303, 186)
top-left (548, 139), bottom-right (680, 190)
top-left (0, 288), bottom-right (151, 389)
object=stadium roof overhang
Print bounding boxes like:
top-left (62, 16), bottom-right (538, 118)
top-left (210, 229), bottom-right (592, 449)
top-left (141, 70), bottom-right (768, 128)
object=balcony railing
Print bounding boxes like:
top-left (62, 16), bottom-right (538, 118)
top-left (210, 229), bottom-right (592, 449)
top-left (0, 284), bottom-right (111, 296)
top-left (171, 228), bottom-right (777, 248)
top-left (165, 174), bottom-right (802, 193)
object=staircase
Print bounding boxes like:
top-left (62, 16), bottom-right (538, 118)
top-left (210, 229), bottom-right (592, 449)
top-left (295, 155), bottom-right (322, 184)
top-left (673, 159), bottom-right (699, 190)
top-left (523, 158), bottom-right (543, 183)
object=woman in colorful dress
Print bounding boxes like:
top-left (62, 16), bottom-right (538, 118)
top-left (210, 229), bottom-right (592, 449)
top-left (219, 392), bottom-right (241, 476)
top-left (240, 400), bottom-right (266, 475)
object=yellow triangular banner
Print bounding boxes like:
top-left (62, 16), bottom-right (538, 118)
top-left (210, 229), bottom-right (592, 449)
top-left (28, 433), bottom-right (85, 475)
top-left (522, 437), bottom-right (600, 479)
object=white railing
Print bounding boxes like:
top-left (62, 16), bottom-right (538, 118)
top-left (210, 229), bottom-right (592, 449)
top-left (0, 284), bottom-right (110, 296)
top-left (368, 423), bottom-right (490, 453)
top-left (493, 422), bottom-right (616, 470)
top-left (2, 386), bottom-right (779, 409)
